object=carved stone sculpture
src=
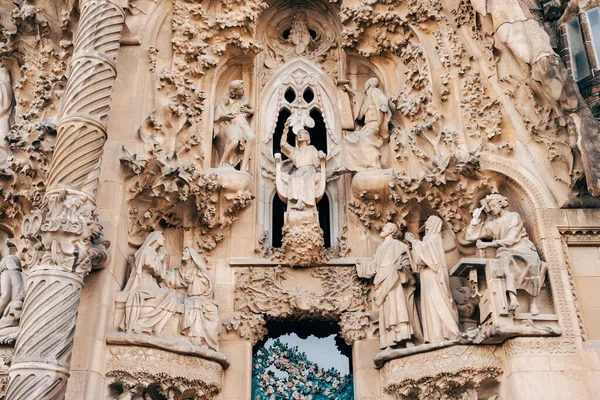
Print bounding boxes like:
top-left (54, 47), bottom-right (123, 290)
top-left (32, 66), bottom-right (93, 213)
top-left (276, 121), bottom-right (326, 212)
top-left (0, 67), bottom-right (14, 163)
top-left (337, 78), bottom-right (391, 173)
top-left (164, 247), bottom-right (220, 351)
top-left (471, 0), bottom-right (600, 196)
top-left (290, 12), bottom-right (312, 55)
top-left (7, 1), bottom-right (124, 397)
top-left (359, 223), bottom-right (422, 349)
top-left (275, 118), bottom-right (327, 265)
top-left (465, 194), bottom-right (547, 315)
top-left (0, 255), bottom-right (26, 344)
top-left (120, 231), bottom-right (177, 335)
top-left (214, 80), bottom-right (256, 172)
top-left (407, 216), bottom-right (460, 343)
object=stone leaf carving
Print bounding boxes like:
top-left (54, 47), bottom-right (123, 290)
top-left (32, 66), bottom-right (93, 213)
top-left (232, 266), bottom-right (371, 344)
top-left (349, 153), bottom-right (501, 234)
top-left (223, 312), bottom-right (267, 346)
top-left (121, 151), bottom-right (253, 251)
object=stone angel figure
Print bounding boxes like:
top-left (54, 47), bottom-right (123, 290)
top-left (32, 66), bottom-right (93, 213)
top-left (406, 216), bottom-right (460, 343)
top-left (358, 223), bottom-right (422, 350)
top-left (164, 247), bottom-right (220, 351)
top-left (465, 194), bottom-right (547, 315)
top-left (275, 118), bottom-right (326, 212)
top-left (120, 231), bottom-right (178, 335)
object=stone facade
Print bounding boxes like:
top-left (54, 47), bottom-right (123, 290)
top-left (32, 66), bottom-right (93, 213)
top-left (0, 0), bottom-right (599, 399)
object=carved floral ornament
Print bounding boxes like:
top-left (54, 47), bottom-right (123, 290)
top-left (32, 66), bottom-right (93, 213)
top-left (227, 266), bottom-right (372, 346)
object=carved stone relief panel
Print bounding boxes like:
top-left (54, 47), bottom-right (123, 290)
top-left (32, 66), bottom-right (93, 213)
top-left (227, 266), bottom-right (373, 346)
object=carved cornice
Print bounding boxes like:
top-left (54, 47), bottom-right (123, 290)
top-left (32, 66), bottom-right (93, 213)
top-left (558, 226), bottom-right (600, 245)
top-left (106, 344), bottom-right (223, 400)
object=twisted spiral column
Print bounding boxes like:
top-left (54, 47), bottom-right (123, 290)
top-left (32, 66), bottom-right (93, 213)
top-left (7, 1), bottom-right (125, 398)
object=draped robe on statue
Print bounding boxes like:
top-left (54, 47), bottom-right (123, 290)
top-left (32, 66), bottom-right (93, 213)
top-left (120, 233), bottom-right (178, 335)
top-left (342, 86), bottom-right (391, 171)
top-left (411, 228), bottom-right (460, 343)
top-left (165, 261), bottom-right (220, 351)
top-left (281, 141), bottom-right (321, 208)
top-left (466, 211), bottom-right (547, 298)
top-left (373, 238), bottom-right (422, 349)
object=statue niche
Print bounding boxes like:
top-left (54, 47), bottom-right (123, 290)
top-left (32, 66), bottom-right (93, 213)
top-left (275, 117), bottom-right (327, 266)
top-left (258, 60), bottom-right (341, 265)
top-left (213, 80), bottom-right (256, 172)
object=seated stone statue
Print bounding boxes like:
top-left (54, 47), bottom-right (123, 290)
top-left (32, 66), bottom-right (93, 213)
top-left (0, 255), bottom-right (26, 343)
top-left (465, 194), bottom-right (547, 315)
top-left (164, 247), bottom-right (220, 351)
top-left (336, 78), bottom-right (391, 174)
top-left (119, 231), bottom-right (178, 335)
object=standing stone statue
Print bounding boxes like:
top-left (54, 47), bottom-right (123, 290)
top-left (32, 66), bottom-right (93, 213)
top-left (406, 216), bottom-right (460, 343)
top-left (0, 255), bottom-right (26, 343)
top-left (165, 247), bottom-right (220, 351)
top-left (214, 80), bottom-right (256, 172)
top-left (465, 194), bottom-right (547, 315)
top-left (120, 231), bottom-right (178, 335)
top-left (372, 223), bottom-right (422, 349)
top-left (0, 67), bottom-right (15, 162)
top-left (336, 78), bottom-right (391, 173)
top-left (277, 120), bottom-right (326, 211)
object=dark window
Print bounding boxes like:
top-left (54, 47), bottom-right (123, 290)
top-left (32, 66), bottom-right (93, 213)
top-left (284, 87), bottom-right (296, 103)
top-left (272, 108), bottom-right (293, 159)
top-left (272, 194), bottom-right (287, 248)
top-left (307, 108), bottom-right (327, 154)
top-left (318, 193), bottom-right (331, 248)
top-left (303, 87), bottom-right (315, 103)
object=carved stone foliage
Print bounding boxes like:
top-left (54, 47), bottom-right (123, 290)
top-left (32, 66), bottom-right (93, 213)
top-left (138, 0), bottom-right (267, 154)
top-left (106, 345), bottom-right (223, 400)
top-left (0, 2), bottom-right (75, 235)
top-left (231, 266), bottom-right (371, 345)
top-left (121, 151), bottom-right (253, 251)
top-left (381, 345), bottom-right (503, 400)
top-left (127, 0), bottom-right (266, 252)
top-left (349, 155), bottom-right (501, 233)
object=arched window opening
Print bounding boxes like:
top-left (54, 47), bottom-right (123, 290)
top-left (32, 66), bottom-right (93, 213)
top-left (285, 87), bottom-right (296, 103)
top-left (272, 193), bottom-right (287, 248)
top-left (303, 87), bottom-right (315, 104)
top-left (307, 108), bottom-right (327, 155)
top-left (252, 320), bottom-right (354, 400)
top-left (272, 108), bottom-right (293, 159)
top-left (317, 193), bottom-right (331, 248)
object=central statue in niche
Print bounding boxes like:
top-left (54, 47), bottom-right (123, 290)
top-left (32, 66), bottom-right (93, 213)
top-left (275, 118), bottom-right (327, 265)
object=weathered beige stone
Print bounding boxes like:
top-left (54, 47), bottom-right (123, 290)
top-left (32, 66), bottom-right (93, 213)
top-left (0, 0), bottom-right (600, 399)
